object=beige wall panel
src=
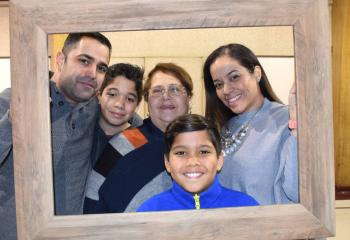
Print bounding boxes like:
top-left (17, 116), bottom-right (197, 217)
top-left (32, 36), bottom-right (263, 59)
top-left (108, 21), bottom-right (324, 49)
top-left (0, 7), bottom-right (9, 57)
top-left (110, 57), bottom-right (145, 67)
top-left (104, 26), bottom-right (293, 58)
top-left (110, 57), bottom-right (146, 118)
top-left (144, 58), bottom-right (204, 116)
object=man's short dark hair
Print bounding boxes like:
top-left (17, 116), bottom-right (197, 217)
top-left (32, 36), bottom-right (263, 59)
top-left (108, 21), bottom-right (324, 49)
top-left (164, 114), bottom-right (222, 159)
top-left (62, 32), bottom-right (112, 58)
top-left (99, 63), bottom-right (144, 104)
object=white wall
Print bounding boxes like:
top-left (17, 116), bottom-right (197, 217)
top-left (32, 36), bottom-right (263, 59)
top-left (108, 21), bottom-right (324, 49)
top-left (0, 58), bottom-right (10, 91)
top-left (259, 57), bottom-right (295, 105)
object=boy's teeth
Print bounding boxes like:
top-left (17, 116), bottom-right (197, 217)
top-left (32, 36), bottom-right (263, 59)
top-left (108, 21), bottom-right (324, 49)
top-left (185, 172), bottom-right (201, 178)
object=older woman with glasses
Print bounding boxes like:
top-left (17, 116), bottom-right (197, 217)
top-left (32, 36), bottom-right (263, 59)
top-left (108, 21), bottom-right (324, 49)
top-left (84, 63), bottom-right (193, 213)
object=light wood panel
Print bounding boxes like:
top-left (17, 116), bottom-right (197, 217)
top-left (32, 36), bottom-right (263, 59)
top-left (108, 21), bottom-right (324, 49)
top-left (10, 3), bottom-right (52, 240)
top-left (333, 0), bottom-right (350, 187)
top-left (9, 0), bottom-right (334, 239)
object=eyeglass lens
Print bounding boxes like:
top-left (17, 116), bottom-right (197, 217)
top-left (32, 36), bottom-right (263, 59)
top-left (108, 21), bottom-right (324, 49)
top-left (149, 84), bottom-right (185, 97)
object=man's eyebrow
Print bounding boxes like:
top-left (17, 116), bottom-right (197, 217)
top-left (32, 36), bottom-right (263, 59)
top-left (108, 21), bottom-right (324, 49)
top-left (79, 54), bottom-right (108, 68)
top-left (79, 54), bottom-right (94, 61)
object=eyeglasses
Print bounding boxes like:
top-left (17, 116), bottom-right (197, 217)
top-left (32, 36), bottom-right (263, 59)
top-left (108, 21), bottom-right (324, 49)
top-left (148, 84), bottom-right (187, 98)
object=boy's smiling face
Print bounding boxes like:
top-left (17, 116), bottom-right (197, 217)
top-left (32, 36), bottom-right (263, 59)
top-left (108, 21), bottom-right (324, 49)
top-left (164, 130), bottom-right (224, 194)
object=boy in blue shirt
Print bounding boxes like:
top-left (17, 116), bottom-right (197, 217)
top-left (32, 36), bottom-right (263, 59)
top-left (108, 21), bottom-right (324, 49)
top-left (137, 114), bottom-right (258, 212)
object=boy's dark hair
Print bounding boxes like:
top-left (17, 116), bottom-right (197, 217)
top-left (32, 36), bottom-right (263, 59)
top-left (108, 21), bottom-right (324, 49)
top-left (99, 63), bottom-right (144, 104)
top-left (164, 114), bottom-right (222, 159)
top-left (62, 32), bottom-right (112, 58)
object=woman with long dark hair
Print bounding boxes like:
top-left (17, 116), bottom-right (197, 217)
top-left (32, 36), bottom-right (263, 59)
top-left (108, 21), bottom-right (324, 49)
top-left (203, 43), bottom-right (298, 205)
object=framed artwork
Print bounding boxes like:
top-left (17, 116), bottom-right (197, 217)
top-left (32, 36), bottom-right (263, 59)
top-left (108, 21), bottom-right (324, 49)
top-left (9, 0), bottom-right (334, 239)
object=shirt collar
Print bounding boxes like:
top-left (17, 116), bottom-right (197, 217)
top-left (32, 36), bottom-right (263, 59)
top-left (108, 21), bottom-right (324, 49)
top-left (143, 118), bottom-right (164, 140)
top-left (171, 176), bottom-right (222, 209)
top-left (50, 80), bottom-right (97, 110)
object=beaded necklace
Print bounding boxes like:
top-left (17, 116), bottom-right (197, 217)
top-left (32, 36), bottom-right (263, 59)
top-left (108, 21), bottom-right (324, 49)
top-left (221, 105), bottom-right (263, 157)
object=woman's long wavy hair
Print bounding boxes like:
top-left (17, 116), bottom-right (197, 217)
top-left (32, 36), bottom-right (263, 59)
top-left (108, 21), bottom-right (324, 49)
top-left (203, 43), bottom-right (282, 130)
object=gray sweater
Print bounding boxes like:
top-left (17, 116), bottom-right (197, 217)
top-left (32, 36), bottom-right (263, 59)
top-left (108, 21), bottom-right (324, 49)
top-left (218, 98), bottom-right (299, 205)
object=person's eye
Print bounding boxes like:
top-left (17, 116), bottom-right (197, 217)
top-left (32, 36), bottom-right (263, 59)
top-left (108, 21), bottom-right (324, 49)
top-left (213, 81), bottom-right (223, 90)
top-left (229, 74), bottom-right (239, 82)
top-left (169, 86), bottom-right (181, 95)
top-left (200, 150), bottom-right (211, 155)
top-left (150, 88), bottom-right (163, 95)
top-left (174, 151), bottom-right (185, 156)
top-left (97, 65), bottom-right (108, 74)
top-left (106, 91), bottom-right (118, 97)
top-left (127, 96), bottom-right (136, 103)
top-left (79, 58), bottom-right (90, 65)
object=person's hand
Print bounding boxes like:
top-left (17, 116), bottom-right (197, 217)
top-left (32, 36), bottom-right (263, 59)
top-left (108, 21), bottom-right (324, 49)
top-left (288, 81), bottom-right (297, 137)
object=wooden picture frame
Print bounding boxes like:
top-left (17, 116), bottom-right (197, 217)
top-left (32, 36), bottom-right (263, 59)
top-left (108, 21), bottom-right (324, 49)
top-left (9, 0), bottom-right (334, 239)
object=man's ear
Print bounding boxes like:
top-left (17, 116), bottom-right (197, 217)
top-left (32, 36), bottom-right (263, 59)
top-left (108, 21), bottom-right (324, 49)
top-left (96, 91), bottom-right (102, 103)
top-left (216, 152), bottom-right (224, 172)
top-left (56, 51), bottom-right (65, 72)
top-left (164, 154), bottom-right (171, 174)
top-left (253, 65), bottom-right (262, 82)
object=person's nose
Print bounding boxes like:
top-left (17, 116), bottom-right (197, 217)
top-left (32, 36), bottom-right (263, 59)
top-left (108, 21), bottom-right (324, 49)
top-left (222, 81), bottom-right (233, 94)
top-left (161, 89), bottom-right (171, 99)
top-left (113, 95), bottom-right (125, 109)
top-left (86, 64), bottom-right (97, 79)
top-left (186, 154), bottom-right (200, 166)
